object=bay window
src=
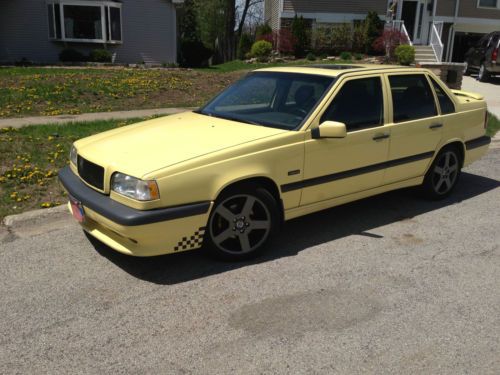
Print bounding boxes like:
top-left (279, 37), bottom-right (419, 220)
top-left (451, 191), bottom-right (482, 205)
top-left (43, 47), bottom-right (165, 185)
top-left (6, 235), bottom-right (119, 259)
top-left (47, 1), bottom-right (122, 43)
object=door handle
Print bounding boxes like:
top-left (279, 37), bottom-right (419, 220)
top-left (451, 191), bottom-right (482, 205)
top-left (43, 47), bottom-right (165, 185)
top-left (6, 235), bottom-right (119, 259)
top-left (372, 133), bottom-right (390, 141)
top-left (429, 123), bottom-right (443, 129)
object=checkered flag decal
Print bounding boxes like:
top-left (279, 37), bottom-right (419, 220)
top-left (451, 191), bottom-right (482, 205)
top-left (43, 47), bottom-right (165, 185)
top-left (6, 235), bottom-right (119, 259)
top-left (174, 227), bottom-right (206, 251)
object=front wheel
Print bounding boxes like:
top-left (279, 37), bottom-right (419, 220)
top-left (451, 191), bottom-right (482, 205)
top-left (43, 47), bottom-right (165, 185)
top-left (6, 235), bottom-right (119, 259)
top-left (421, 147), bottom-right (461, 199)
top-left (206, 187), bottom-right (279, 260)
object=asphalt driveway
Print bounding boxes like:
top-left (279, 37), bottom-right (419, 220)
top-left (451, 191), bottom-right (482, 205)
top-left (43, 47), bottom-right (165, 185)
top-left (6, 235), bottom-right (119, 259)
top-left (462, 75), bottom-right (500, 118)
top-left (0, 149), bottom-right (499, 374)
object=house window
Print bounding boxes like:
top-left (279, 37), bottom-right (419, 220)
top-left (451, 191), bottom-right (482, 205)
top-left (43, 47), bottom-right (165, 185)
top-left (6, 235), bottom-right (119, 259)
top-left (477, 0), bottom-right (500, 9)
top-left (47, 1), bottom-right (122, 43)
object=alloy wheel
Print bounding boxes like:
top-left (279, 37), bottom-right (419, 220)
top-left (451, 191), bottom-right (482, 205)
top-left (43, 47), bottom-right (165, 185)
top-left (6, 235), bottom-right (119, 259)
top-left (432, 151), bottom-right (459, 195)
top-left (209, 194), bottom-right (272, 255)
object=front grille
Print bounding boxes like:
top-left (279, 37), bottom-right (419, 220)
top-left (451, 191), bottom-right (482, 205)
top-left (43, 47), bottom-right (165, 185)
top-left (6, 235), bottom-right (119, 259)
top-left (77, 156), bottom-right (105, 190)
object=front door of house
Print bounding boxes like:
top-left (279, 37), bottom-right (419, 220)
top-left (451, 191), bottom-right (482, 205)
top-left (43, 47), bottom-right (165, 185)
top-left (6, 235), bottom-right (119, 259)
top-left (400, 0), bottom-right (429, 44)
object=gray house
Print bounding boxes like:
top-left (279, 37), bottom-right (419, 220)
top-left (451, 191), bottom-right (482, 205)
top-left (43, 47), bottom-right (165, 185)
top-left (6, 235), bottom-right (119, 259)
top-left (0, 0), bottom-right (184, 64)
top-left (265, 0), bottom-right (500, 63)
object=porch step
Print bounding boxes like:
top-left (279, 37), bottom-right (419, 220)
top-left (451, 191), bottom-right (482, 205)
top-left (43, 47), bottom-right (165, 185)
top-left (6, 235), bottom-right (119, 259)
top-left (414, 44), bottom-right (438, 63)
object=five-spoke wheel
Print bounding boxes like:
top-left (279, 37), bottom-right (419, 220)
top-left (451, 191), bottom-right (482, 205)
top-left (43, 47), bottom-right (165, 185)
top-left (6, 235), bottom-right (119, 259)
top-left (422, 146), bottom-right (461, 199)
top-left (206, 187), bottom-right (279, 260)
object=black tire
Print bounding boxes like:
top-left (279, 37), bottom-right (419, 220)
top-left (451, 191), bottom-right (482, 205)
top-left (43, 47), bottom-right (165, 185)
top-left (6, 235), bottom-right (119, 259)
top-left (478, 63), bottom-right (490, 82)
top-left (205, 185), bottom-right (280, 261)
top-left (421, 146), bottom-right (462, 200)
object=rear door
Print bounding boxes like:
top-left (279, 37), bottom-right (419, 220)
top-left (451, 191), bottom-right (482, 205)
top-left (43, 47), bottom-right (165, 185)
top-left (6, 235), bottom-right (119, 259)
top-left (383, 73), bottom-right (442, 184)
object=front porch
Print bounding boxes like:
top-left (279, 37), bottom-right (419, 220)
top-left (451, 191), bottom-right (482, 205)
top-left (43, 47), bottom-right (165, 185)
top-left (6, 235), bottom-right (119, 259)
top-left (387, 0), bottom-right (445, 63)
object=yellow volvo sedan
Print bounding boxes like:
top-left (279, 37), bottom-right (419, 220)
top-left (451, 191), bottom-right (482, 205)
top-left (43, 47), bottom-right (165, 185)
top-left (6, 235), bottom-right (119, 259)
top-left (59, 65), bottom-right (491, 260)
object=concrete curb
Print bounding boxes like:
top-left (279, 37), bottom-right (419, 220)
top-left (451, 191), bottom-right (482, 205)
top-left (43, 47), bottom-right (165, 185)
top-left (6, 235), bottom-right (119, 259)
top-left (0, 107), bottom-right (197, 128)
top-left (2, 204), bottom-right (68, 229)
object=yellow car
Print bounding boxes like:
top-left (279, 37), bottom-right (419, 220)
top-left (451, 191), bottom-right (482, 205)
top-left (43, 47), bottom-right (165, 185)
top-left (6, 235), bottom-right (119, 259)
top-left (59, 65), bottom-right (491, 260)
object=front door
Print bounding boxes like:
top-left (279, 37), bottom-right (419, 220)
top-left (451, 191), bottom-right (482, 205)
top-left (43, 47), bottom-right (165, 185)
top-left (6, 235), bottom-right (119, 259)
top-left (401, 0), bottom-right (418, 41)
top-left (383, 73), bottom-right (442, 184)
top-left (300, 75), bottom-right (390, 206)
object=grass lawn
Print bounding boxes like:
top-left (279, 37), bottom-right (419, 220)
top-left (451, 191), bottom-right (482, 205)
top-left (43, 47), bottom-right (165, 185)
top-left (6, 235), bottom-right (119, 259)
top-left (0, 118), bottom-right (142, 219)
top-left (0, 59), bottom-right (348, 118)
top-left (487, 112), bottom-right (500, 137)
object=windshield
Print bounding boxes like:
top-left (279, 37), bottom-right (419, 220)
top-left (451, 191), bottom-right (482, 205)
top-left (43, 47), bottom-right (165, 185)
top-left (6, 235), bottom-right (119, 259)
top-left (198, 72), bottom-right (335, 130)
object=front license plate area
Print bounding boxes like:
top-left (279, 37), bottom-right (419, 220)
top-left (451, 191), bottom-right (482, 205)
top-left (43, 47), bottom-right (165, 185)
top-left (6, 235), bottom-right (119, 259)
top-left (69, 196), bottom-right (85, 223)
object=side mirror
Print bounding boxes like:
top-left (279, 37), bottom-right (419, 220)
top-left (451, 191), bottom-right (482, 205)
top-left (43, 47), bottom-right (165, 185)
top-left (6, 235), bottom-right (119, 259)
top-left (311, 121), bottom-right (347, 139)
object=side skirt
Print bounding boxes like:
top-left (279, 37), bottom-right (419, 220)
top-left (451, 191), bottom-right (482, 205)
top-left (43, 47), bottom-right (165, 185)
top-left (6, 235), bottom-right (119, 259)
top-left (284, 176), bottom-right (424, 221)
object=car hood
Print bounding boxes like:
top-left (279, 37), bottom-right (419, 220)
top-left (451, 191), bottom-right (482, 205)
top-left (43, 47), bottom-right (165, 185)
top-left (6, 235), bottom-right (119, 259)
top-left (75, 111), bottom-right (286, 178)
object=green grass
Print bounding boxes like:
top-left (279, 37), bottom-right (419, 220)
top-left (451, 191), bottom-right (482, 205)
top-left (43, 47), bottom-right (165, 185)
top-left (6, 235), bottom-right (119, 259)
top-left (487, 112), bottom-right (500, 137)
top-left (0, 60), bottom-right (360, 118)
top-left (0, 118), bottom-right (145, 219)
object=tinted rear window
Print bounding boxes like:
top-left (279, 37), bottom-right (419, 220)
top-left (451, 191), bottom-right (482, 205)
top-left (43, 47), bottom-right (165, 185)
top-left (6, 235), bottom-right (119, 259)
top-left (389, 74), bottom-right (437, 122)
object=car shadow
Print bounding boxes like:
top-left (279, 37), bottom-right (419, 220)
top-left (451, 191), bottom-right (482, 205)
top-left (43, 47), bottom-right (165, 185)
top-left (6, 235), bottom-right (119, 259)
top-left (88, 172), bottom-right (499, 285)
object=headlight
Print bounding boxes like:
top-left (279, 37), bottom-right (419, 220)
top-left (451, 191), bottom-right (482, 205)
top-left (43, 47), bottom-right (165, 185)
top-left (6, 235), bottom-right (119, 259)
top-left (70, 144), bottom-right (78, 166)
top-left (111, 172), bottom-right (160, 201)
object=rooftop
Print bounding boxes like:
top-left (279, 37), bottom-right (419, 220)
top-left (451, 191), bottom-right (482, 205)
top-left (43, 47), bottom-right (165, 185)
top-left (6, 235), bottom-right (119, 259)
top-left (256, 64), bottom-right (412, 77)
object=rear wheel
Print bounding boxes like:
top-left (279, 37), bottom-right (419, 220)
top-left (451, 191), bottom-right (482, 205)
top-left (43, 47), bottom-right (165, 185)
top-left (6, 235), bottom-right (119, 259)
top-left (206, 186), bottom-right (279, 260)
top-left (478, 63), bottom-right (490, 82)
top-left (421, 147), bottom-right (461, 199)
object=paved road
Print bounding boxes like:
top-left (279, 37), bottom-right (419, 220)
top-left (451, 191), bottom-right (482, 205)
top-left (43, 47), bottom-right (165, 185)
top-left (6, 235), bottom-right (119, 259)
top-left (1, 150), bottom-right (499, 374)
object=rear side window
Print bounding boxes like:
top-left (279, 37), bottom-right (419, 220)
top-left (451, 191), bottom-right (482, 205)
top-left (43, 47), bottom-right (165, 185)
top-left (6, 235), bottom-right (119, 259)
top-left (321, 77), bottom-right (383, 131)
top-left (389, 74), bottom-right (437, 122)
top-left (429, 77), bottom-right (455, 114)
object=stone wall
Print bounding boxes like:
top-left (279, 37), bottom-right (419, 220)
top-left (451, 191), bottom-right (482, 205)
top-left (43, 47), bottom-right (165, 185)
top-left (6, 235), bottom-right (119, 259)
top-left (418, 62), bottom-right (467, 90)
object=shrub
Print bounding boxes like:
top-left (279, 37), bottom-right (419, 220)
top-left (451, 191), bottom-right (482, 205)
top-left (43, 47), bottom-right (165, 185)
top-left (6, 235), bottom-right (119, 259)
top-left (306, 52), bottom-right (316, 61)
top-left (250, 40), bottom-right (273, 61)
top-left (372, 29), bottom-right (410, 59)
top-left (238, 33), bottom-right (254, 60)
top-left (395, 44), bottom-right (415, 65)
top-left (354, 52), bottom-right (364, 60)
top-left (364, 11), bottom-right (384, 54)
top-left (340, 51), bottom-right (352, 61)
top-left (255, 24), bottom-right (273, 40)
top-left (89, 49), bottom-right (112, 63)
top-left (291, 15), bottom-right (310, 58)
top-left (332, 24), bottom-right (352, 54)
top-left (180, 40), bottom-right (212, 67)
top-left (59, 48), bottom-right (86, 62)
top-left (313, 26), bottom-right (335, 55)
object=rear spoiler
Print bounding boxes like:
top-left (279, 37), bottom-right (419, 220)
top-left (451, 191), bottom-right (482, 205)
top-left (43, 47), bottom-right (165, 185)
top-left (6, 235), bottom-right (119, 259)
top-left (451, 89), bottom-right (484, 100)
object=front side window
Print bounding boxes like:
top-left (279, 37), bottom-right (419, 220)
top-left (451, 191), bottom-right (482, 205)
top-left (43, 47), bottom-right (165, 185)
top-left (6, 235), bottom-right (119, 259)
top-left (200, 72), bottom-right (334, 130)
top-left (321, 77), bottom-right (384, 131)
top-left (47, 1), bottom-right (122, 43)
top-left (429, 77), bottom-right (455, 115)
top-left (389, 74), bottom-right (437, 122)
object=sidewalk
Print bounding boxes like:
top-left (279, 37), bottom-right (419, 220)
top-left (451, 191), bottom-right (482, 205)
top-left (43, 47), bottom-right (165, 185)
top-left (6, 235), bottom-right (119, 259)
top-left (0, 107), bottom-right (196, 128)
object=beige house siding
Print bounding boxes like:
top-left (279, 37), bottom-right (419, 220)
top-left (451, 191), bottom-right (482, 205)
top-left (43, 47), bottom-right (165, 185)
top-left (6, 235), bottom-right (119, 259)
top-left (459, 1), bottom-right (500, 19)
top-left (282, 0), bottom-right (387, 14)
top-left (435, 0), bottom-right (456, 16)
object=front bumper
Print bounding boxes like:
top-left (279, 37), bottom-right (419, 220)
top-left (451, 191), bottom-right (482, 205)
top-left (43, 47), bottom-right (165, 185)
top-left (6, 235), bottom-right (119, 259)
top-left (59, 166), bottom-right (212, 256)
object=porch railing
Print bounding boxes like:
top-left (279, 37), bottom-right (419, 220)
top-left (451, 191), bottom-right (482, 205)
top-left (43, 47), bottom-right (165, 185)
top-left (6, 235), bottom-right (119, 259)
top-left (430, 21), bottom-right (444, 62)
top-left (386, 20), bottom-right (413, 46)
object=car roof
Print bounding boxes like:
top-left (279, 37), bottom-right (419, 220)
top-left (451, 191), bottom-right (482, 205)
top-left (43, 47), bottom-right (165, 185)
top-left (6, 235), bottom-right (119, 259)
top-left (255, 64), bottom-right (418, 77)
